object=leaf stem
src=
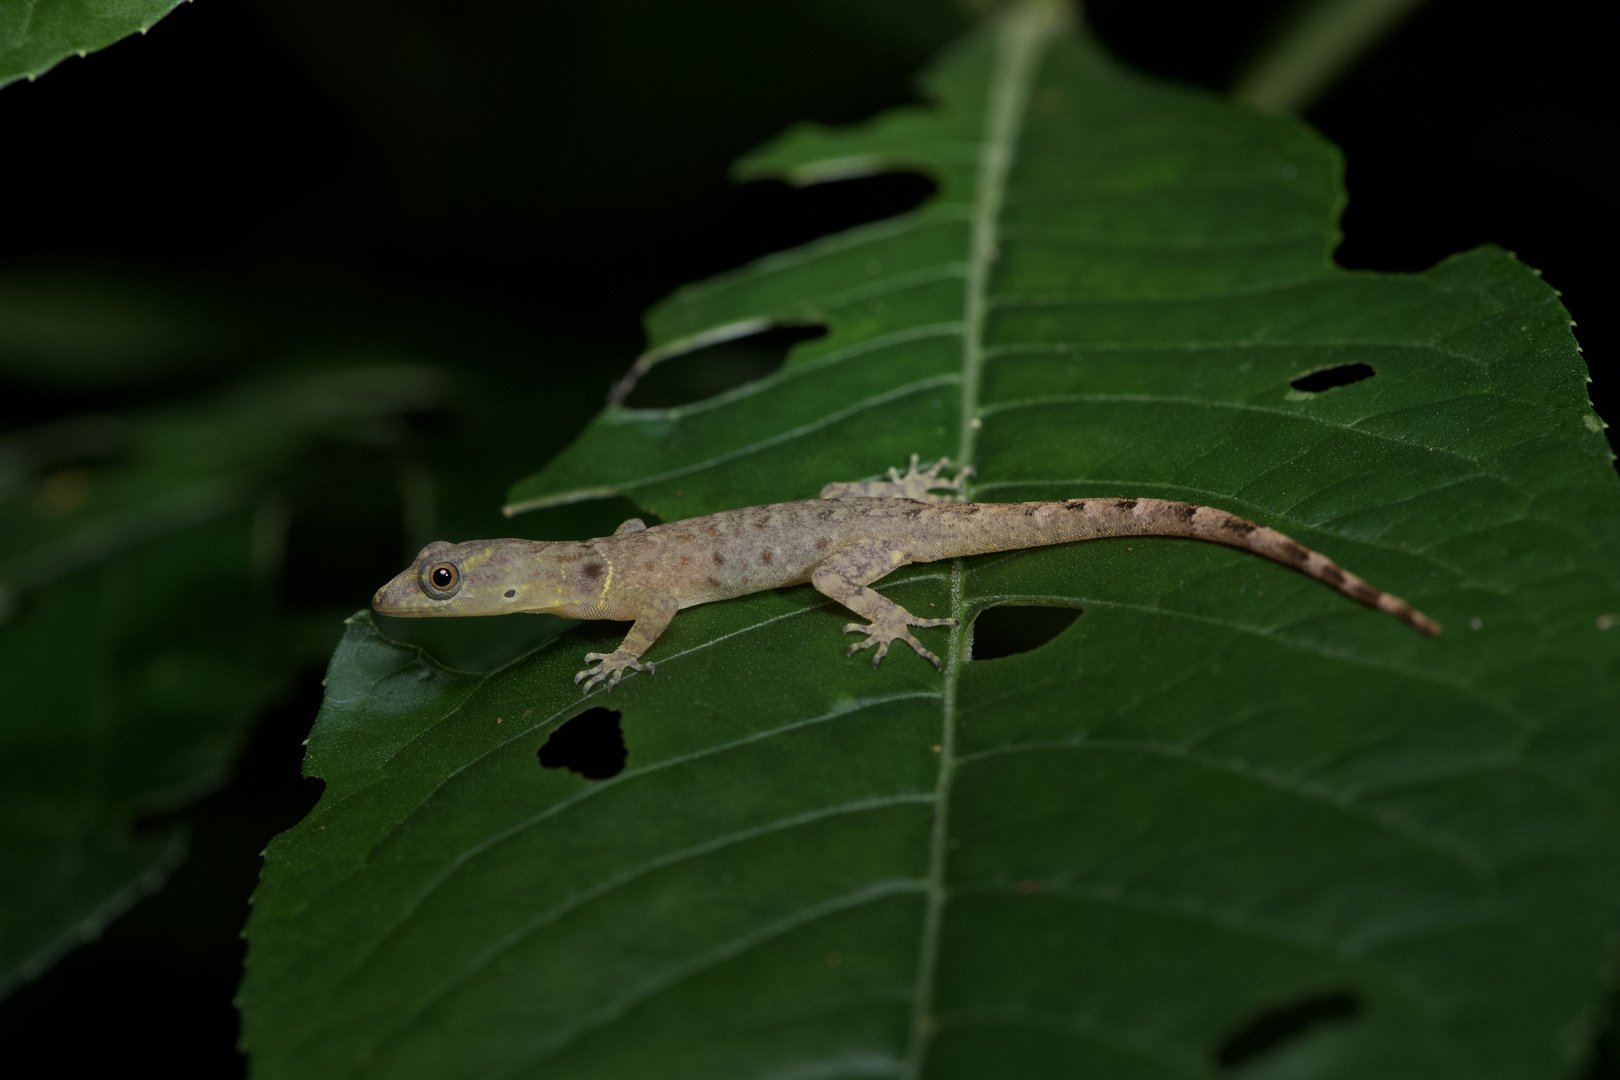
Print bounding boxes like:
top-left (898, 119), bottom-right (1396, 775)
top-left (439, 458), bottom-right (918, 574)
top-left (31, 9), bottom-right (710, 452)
top-left (1230, 0), bottom-right (1429, 115)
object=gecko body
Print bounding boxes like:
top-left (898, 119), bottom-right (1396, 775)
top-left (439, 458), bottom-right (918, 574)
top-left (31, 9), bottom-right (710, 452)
top-left (373, 457), bottom-right (1438, 692)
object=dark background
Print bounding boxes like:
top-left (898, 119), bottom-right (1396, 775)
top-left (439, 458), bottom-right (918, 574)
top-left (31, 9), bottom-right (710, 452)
top-left (0, 0), bottom-right (1612, 1074)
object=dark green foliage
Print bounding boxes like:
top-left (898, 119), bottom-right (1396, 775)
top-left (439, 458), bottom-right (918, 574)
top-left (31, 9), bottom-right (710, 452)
top-left (0, 366), bottom-right (447, 995)
top-left (240, 7), bottom-right (1620, 1077)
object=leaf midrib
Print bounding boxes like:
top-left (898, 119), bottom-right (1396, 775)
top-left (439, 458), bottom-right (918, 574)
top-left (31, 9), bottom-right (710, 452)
top-left (906, 4), bottom-right (1063, 1076)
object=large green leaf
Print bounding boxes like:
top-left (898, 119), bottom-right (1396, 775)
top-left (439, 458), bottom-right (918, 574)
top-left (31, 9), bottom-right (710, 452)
top-left (241, 4), bottom-right (1620, 1077)
top-left (0, 365), bottom-right (446, 996)
top-left (0, 0), bottom-right (187, 89)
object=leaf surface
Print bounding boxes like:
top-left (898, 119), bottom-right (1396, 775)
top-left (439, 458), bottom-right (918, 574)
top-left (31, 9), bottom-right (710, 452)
top-left (242, 5), bottom-right (1620, 1077)
top-left (0, 0), bottom-right (185, 89)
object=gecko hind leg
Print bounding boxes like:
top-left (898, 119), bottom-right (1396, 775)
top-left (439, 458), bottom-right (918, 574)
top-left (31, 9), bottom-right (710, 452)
top-left (811, 539), bottom-right (957, 670)
top-left (840, 610), bottom-right (957, 669)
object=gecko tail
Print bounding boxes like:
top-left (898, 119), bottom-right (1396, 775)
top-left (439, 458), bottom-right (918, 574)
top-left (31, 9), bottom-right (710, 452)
top-left (1182, 501), bottom-right (1440, 637)
top-left (1274, 537), bottom-right (1442, 638)
top-left (1065, 499), bottom-right (1441, 637)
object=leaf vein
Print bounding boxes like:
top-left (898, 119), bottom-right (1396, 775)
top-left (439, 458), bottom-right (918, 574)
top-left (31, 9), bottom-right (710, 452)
top-left (492, 879), bottom-right (927, 1077)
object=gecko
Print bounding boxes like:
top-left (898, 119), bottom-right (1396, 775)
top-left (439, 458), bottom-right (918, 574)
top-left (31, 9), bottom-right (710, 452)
top-left (372, 455), bottom-right (1440, 693)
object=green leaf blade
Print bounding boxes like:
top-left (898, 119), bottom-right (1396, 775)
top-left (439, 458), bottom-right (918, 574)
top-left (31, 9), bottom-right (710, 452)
top-left (245, 5), bottom-right (1620, 1077)
top-left (247, 606), bottom-right (954, 1078)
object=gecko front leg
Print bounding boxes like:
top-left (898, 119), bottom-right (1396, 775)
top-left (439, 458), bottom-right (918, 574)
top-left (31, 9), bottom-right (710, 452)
top-left (810, 538), bottom-right (956, 669)
top-left (819, 453), bottom-right (975, 502)
top-left (575, 588), bottom-right (679, 693)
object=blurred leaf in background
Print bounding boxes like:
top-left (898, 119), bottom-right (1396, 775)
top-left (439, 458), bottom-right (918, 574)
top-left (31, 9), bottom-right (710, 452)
top-left (0, 269), bottom-right (243, 390)
top-left (0, 361), bottom-right (451, 995)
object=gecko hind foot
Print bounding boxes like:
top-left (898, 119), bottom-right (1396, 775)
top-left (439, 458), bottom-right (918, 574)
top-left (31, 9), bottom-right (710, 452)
top-left (575, 650), bottom-right (655, 694)
top-left (895, 453), bottom-right (974, 496)
top-left (820, 453), bottom-right (975, 502)
top-left (843, 613), bottom-right (958, 670)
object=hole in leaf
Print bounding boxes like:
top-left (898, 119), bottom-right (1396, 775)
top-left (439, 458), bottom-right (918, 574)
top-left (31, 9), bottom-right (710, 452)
top-left (722, 172), bottom-right (938, 267)
top-left (1289, 363), bottom-right (1375, 393)
top-left (969, 605), bottom-right (1082, 660)
top-left (1214, 989), bottom-right (1361, 1069)
top-left (1581, 986), bottom-right (1620, 1080)
top-left (538, 707), bottom-right (627, 780)
top-left (620, 324), bottom-right (827, 409)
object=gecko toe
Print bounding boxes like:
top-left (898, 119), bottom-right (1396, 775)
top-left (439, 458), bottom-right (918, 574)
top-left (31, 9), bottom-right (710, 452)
top-left (575, 649), bottom-right (652, 695)
top-left (914, 644), bottom-right (944, 669)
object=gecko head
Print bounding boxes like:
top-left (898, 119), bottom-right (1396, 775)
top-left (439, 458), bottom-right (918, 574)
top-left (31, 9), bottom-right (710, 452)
top-left (372, 539), bottom-right (580, 617)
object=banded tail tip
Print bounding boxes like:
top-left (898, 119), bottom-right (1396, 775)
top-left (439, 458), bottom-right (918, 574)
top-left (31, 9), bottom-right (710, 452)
top-left (1379, 593), bottom-right (1441, 637)
top-left (1410, 610), bottom-right (1442, 637)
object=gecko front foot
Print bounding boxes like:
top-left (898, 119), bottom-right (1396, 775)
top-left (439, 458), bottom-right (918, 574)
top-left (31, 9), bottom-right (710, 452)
top-left (574, 650), bottom-right (654, 694)
top-left (843, 612), bottom-right (958, 670)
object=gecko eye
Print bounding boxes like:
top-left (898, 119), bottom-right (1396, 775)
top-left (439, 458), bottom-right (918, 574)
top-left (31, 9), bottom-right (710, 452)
top-left (422, 561), bottom-right (461, 599)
